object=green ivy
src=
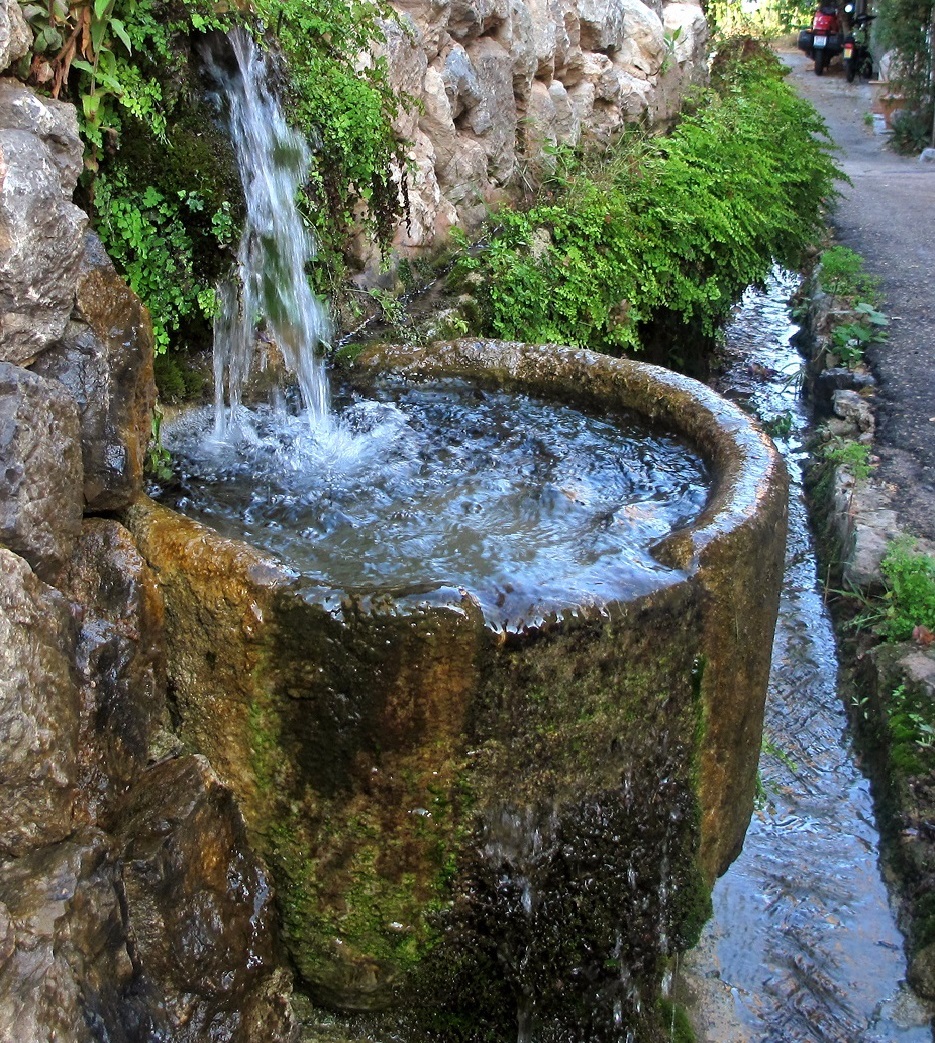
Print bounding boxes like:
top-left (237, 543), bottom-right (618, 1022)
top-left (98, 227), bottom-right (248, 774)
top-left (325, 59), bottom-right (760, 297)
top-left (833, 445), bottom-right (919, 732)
top-left (452, 46), bottom-right (840, 359)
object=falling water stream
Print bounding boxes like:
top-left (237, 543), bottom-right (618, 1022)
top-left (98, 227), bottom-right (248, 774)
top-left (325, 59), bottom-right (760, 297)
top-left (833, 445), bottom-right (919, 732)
top-left (202, 29), bottom-right (332, 437)
top-left (681, 271), bottom-right (932, 1042)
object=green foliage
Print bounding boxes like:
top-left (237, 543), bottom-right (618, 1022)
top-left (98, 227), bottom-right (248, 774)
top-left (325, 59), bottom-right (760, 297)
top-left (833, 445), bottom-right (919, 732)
top-left (146, 406), bottom-right (173, 481)
top-left (818, 245), bottom-right (880, 302)
top-left (708, 0), bottom-right (815, 39)
top-left (93, 170), bottom-right (229, 353)
top-left (818, 246), bottom-right (887, 366)
top-left (451, 48), bottom-right (839, 358)
top-left (880, 540), bottom-right (935, 641)
top-left (829, 305), bottom-right (889, 365)
top-left (821, 437), bottom-right (873, 480)
top-left (19, 0), bottom-right (227, 162)
top-left (17, 0), bottom-right (407, 358)
top-left (884, 682), bottom-right (935, 776)
top-left (891, 107), bottom-right (934, 154)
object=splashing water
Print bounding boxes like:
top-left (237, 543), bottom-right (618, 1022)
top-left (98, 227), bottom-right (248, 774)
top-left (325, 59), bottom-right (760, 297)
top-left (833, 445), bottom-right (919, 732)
top-left (203, 29), bottom-right (332, 438)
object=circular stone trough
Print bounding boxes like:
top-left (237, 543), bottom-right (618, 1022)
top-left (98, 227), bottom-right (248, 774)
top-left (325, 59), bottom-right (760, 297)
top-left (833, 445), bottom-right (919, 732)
top-left (124, 338), bottom-right (787, 1040)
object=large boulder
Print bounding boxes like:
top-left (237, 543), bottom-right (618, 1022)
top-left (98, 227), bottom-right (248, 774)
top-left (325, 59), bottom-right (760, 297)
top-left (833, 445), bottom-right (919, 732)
top-left (0, 830), bottom-right (137, 1043)
top-left (0, 361), bottom-right (83, 581)
top-left (33, 233), bottom-right (156, 512)
top-left (0, 81), bottom-right (87, 365)
top-left (113, 755), bottom-right (298, 1043)
top-left (0, 547), bottom-right (79, 859)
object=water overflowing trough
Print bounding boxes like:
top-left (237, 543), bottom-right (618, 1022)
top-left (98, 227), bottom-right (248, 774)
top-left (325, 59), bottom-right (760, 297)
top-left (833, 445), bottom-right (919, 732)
top-left (131, 33), bottom-right (790, 1041)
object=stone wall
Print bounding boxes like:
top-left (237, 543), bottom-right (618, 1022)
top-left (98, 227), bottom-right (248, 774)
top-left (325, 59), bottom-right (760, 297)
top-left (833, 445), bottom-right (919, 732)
top-left (381, 0), bottom-right (708, 254)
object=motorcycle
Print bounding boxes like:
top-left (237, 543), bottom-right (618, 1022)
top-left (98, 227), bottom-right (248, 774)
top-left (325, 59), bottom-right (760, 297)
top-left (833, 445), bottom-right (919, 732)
top-left (797, 3), bottom-right (844, 76)
top-left (842, 6), bottom-right (876, 82)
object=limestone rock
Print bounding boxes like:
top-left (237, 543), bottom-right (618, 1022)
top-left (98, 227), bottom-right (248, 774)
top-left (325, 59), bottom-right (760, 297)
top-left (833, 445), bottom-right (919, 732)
top-left (0, 548), bottom-right (79, 859)
top-left (0, 82), bottom-right (87, 365)
top-left (578, 0), bottom-right (628, 54)
top-left (0, 0), bottom-right (32, 74)
top-left (833, 387), bottom-right (875, 434)
top-left (0, 361), bottom-right (83, 580)
top-left (371, 0), bottom-right (708, 260)
top-left (830, 469), bottom-right (900, 589)
top-left (32, 233), bottom-right (156, 512)
top-left (61, 519), bottom-right (168, 821)
top-left (114, 755), bottom-right (298, 1043)
top-left (461, 36), bottom-right (517, 182)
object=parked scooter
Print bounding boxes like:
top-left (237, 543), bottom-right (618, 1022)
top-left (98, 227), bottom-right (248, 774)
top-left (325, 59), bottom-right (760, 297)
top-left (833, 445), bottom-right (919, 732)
top-left (797, 3), bottom-right (844, 76)
top-left (842, 5), bottom-right (876, 82)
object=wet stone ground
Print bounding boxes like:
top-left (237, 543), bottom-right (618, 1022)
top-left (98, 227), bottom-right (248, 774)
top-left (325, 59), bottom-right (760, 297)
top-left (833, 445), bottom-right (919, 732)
top-left (680, 272), bottom-right (932, 1041)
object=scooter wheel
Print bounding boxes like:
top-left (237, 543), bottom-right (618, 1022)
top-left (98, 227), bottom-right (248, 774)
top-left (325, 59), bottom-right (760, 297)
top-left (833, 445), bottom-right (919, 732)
top-left (815, 50), bottom-right (827, 75)
top-left (845, 57), bottom-right (856, 82)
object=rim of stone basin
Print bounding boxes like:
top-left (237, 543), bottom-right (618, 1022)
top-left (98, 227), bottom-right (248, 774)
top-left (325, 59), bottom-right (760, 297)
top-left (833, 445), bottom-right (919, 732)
top-left (351, 338), bottom-right (786, 578)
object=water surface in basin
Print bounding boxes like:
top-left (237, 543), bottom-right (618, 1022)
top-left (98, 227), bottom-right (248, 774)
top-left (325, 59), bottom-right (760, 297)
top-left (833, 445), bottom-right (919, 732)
top-left (161, 377), bottom-right (709, 625)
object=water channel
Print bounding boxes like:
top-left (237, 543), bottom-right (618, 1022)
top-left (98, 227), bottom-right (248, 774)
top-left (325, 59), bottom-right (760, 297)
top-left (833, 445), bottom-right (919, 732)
top-left (681, 270), bottom-right (932, 1042)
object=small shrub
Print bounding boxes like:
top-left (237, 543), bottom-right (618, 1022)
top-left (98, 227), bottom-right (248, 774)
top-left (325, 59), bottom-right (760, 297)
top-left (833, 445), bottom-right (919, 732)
top-left (821, 438), bottom-right (873, 480)
top-left (818, 245), bottom-right (880, 303)
top-left (880, 541), bottom-right (935, 641)
top-left (451, 49), bottom-right (839, 359)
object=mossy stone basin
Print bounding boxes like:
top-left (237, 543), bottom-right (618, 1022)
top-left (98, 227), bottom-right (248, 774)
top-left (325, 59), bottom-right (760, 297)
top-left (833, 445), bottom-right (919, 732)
top-left (124, 339), bottom-right (787, 1039)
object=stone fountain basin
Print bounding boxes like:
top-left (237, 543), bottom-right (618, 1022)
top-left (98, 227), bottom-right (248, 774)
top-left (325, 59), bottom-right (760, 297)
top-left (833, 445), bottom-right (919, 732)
top-left (124, 339), bottom-right (787, 1024)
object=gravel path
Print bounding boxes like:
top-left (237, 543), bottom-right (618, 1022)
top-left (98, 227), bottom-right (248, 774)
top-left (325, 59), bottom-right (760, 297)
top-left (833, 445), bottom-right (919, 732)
top-left (785, 46), bottom-right (935, 542)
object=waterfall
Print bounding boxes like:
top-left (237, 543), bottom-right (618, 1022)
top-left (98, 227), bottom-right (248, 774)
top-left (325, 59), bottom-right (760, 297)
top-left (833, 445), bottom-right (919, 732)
top-left (203, 29), bottom-right (332, 438)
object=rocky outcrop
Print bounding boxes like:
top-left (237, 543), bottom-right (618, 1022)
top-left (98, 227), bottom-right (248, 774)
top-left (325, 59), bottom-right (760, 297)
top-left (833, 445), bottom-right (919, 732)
top-left (114, 756), bottom-right (298, 1043)
top-left (0, 548), bottom-right (80, 858)
top-left (62, 519), bottom-right (169, 820)
top-left (0, 76), bottom-right (298, 1041)
top-left (384, 0), bottom-right (708, 254)
top-left (0, 80), bottom-right (87, 365)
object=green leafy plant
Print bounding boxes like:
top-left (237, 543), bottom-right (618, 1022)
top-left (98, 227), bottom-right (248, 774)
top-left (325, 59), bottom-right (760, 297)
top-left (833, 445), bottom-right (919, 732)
top-left (252, 0), bottom-right (411, 256)
top-left (873, 0), bottom-right (935, 150)
top-left (19, 0), bottom-right (226, 163)
top-left (763, 411), bottom-right (794, 439)
top-left (818, 245), bottom-right (880, 303)
top-left (821, 437), bottom-right (873, 481)
top-left (93, 172), bottom-right (231, 353)
top-left (829, 315), bottom-right (885, 365)
top-left (16, 0), bottom-right (408, 362)
top-left (146, 406), bottom-right (173, 481)
top-left (879, 540), bottom-right (935, 641)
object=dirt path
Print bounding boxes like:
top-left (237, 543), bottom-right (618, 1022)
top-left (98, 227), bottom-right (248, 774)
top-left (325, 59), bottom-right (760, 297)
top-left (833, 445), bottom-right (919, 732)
top-left (784, 46), bottom-right (935, 542)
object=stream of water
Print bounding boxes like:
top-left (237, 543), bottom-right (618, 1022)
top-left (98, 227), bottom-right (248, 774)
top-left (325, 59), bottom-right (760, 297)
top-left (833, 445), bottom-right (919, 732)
top-left (201, 29), bottom-right (332, 437)
top-left (681, 271), bottom-right (932, 1042)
